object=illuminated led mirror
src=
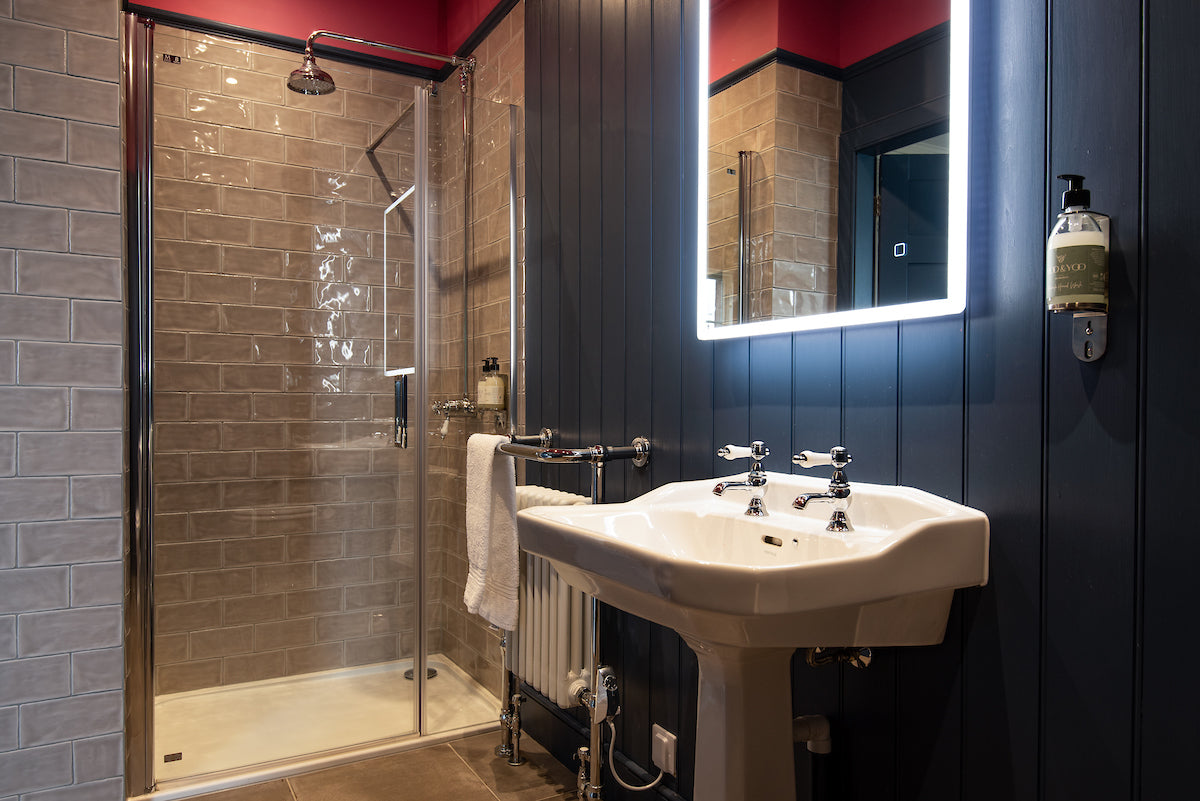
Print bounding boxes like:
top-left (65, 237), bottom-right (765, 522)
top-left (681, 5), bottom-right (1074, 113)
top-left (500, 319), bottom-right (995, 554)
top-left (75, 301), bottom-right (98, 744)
top-left (697, 0), bottom-right (969, 340)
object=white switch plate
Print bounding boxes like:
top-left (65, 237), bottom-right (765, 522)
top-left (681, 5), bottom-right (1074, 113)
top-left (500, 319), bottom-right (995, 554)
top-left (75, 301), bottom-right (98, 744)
top-left (652, 723), bottom-right (677, 775)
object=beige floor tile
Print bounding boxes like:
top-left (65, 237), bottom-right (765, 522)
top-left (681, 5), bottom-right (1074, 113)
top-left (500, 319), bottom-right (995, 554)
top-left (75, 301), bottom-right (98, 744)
top-left (191, 780), bottom-right (294, 801)
top-left (287, 744), bottom-right (492, 801)
top-left (184, 733), bottom-right (577, 801)
top-left (451, 732), bottom-right (576, 801)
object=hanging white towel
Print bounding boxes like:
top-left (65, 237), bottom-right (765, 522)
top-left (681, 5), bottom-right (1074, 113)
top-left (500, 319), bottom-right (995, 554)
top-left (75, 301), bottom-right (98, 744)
top-left (464, 433), bottom-right (518, 629)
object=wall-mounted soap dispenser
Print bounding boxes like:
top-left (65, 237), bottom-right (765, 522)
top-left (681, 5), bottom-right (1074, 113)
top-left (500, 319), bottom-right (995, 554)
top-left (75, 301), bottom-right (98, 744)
top-left (1046, 174), bottom-right (1109, 361)
top-left (477, 357), bottom-right (507, 411)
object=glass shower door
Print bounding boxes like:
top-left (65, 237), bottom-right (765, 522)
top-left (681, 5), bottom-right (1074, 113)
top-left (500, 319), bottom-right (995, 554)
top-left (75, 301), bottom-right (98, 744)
top-left (146, 25), bottom-right (424, 783)
top-left (417, 88), bottom-right (519, 736)
top-left (380, 84), bottom-right (519, 738)
top-left (134, 22), bottom-right (516, 789)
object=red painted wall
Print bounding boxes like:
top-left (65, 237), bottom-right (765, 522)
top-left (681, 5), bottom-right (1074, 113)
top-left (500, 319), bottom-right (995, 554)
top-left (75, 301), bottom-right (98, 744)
top-left (137, 0), bottom-right (497, 63)
top-left (446, 0), bottom-right (503, 55)
top-left (773, 0), bottom-right (840, 72)
top-left (831, 0), bottom-right (951, 66)
top-left (708, 0), bottom-right (778, 85)
top-left (711, 0), bottom-right (951, 83)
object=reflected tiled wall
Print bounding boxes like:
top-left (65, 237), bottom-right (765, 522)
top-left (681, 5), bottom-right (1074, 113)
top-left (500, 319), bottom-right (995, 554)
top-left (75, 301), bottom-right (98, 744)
top-left (709, 61), bottom-right (840, 320)
top-left (0, 1), bottom-right (125, 799)
top-left (150, 26), bottom-right (426, 694)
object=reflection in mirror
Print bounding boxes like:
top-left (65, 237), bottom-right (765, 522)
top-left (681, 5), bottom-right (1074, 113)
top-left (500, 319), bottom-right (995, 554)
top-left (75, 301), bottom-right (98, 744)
top-left (859, 131), bottom-right (950, 308)
top-left (698, 0), bottom-right (968, 339)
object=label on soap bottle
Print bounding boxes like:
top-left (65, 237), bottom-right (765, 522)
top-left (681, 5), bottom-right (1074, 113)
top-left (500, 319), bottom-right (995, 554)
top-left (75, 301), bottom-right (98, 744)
top-left (1047, 243), bottom-right (1108, 308)
top-left (478, 378), bottom-right (504, 409)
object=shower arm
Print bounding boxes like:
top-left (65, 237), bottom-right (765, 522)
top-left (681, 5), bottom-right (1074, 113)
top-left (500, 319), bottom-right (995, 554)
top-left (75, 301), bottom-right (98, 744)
top-left (303, 30), bottom-right (475, 72)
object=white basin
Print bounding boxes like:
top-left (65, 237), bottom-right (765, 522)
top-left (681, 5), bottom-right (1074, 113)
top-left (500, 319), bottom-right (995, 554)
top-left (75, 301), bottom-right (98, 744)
top-left (517, 471), bottom-right (989, 648)
top-left (516, 471), bottom-right (989, 801)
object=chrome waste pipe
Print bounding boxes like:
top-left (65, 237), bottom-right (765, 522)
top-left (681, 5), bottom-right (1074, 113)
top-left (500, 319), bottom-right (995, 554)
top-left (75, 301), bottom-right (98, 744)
top-left (576, 595), bottom-right (604, 800)
top-left (496, 631), bottom-right (525, 765)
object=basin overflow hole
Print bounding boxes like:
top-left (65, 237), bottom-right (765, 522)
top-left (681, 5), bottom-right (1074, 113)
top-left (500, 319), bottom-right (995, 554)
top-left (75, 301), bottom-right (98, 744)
top-left (163, 752), bottom-right (183, 763)
top-left (762, 534), bottom-right (783, 547)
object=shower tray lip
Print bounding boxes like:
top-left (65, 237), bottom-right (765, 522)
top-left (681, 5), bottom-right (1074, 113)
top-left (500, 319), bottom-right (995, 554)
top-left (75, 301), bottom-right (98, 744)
top-left (141, 721), bottom-right (500, 801)
top-left (155, 656), bottom-right (453, 703)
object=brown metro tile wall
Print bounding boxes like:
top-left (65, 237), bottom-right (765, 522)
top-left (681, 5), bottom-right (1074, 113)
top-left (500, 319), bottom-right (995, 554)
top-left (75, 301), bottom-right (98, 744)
top-left (149, 2), bottom-right (525, 699)
top-left (150, 26), bottom-right (426, 694)
top-left (708, 61), bottom-right (841, 322)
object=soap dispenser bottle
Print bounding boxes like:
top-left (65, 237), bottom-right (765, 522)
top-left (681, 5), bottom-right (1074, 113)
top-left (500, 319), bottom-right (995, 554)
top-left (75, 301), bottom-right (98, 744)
top-left (490, 358), bottom-right (509, 408)
top-left (1046, 174), bottom-right (1109, 313)
top-left (477, 357), bottom-right (507, 411)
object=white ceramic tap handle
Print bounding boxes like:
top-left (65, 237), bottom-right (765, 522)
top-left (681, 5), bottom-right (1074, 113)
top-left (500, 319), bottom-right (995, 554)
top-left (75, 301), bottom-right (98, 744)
top-left (718, 444), bottom-right (752, 461)
top-left (793, 450), bottom-right (833, 467)
top-left (718, 441), bottom-right (769, 461)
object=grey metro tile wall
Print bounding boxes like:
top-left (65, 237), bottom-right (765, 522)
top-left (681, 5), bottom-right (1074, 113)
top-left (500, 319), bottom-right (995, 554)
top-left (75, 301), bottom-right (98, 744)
top-left (1, 0), bottom-right (124, 799)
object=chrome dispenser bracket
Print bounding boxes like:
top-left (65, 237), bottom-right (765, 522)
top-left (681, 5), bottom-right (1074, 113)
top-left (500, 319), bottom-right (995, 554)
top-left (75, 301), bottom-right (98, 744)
top-left (631, 437), bottom-right (651, 468)
top-left (1072, 312), bottom-right (1107, 362)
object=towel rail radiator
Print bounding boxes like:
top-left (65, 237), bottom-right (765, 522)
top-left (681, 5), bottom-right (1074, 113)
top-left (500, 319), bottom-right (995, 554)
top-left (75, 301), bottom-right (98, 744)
top-left (495, 434), bottom-right (650, 504)
top-left (492, 431), bottom-right (650, 796)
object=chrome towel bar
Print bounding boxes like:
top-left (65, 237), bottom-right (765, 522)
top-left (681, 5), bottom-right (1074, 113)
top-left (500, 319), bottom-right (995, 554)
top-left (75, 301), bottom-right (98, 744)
top-left (496, 436), bottom-right (650, 469)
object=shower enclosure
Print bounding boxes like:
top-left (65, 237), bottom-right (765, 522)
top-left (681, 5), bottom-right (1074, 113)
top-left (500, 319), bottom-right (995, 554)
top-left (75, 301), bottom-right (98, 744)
top-left (123, 15), bottom-right (519, 796)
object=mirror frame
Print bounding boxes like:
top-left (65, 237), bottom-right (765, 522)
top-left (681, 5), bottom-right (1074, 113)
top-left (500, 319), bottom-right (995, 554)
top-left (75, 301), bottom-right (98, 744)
top-left (696, 0), bottom-right (969, 340)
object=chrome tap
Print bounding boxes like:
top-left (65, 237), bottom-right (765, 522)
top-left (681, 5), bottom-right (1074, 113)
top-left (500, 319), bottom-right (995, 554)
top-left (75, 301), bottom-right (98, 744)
top-left (713, 440), bottom-right (770, 516)
top-left (792, 446), bottom-right (852, 531)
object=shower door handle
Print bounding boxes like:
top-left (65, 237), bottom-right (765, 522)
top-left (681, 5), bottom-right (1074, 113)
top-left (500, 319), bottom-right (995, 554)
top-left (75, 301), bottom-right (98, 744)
top-left (394, 375), bottom-right (408, 448)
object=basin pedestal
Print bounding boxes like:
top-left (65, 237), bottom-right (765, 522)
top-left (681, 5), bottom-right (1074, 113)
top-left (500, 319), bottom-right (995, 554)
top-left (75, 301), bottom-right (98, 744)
top-left (683, 639), bottom-right (798, 801)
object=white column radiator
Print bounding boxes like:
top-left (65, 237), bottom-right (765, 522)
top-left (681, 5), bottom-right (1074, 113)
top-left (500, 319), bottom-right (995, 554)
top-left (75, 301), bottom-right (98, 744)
top-left (510, 485), bottom-right (592, 709)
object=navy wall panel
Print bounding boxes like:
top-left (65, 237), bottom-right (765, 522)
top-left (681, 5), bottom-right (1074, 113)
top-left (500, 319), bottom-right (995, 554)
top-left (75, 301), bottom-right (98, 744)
top-left (1141, 1), bottom-right (1200, 797)
top-left (520, 0), bottom-right (1188, 796)
top-left (959, 0), bottom-right (1046, 798)
top-left (577, 0), bottom-right (605, 497)
top-left (1043, 0), bottom-right (1141, 796)
top-left (556, 0), bottom-right (582, 497)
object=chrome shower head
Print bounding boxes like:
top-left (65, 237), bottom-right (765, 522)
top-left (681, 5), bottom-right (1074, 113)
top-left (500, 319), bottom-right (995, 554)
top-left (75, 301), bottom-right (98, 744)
top-left (287, 53), bottom-right (335, 95)
top-left (290, 30), bottom-right (470, 97)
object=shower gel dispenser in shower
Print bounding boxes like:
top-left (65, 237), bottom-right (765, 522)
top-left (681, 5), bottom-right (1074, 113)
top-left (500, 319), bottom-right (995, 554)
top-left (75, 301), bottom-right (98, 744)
top-left (477, 357), bottom-right (507, 411)
top-left (1047, 174), bottom-right (1109, 361)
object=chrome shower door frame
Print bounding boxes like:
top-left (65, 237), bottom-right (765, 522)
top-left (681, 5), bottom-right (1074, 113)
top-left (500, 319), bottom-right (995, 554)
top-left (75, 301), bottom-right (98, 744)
top-left (123, 12), bottom-right (157, 797)
top-left (121, 29), bottom-right (441, 794)
top-left (124, 29), bottom-right (522, 792)
top-left (412, 82), bottom-right (432, 736)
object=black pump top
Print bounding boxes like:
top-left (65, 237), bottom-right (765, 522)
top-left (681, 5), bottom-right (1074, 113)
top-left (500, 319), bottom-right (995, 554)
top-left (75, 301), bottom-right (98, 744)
top-left (1058, 173), bottom-right (1091, 209)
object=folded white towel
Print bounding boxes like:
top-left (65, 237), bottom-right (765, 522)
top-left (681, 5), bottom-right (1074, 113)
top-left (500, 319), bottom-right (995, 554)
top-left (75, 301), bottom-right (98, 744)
top-left (464, 433), bottom-right (518, 630)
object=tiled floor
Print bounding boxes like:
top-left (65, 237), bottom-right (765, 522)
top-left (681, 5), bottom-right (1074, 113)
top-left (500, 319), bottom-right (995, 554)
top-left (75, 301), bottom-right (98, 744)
top-left (186, 732), bottom-right (576, 801)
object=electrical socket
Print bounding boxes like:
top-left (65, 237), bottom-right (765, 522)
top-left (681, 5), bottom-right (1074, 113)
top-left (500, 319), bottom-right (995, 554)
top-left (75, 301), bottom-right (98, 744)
top-left (651, 723), bottom-right (677, 776)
